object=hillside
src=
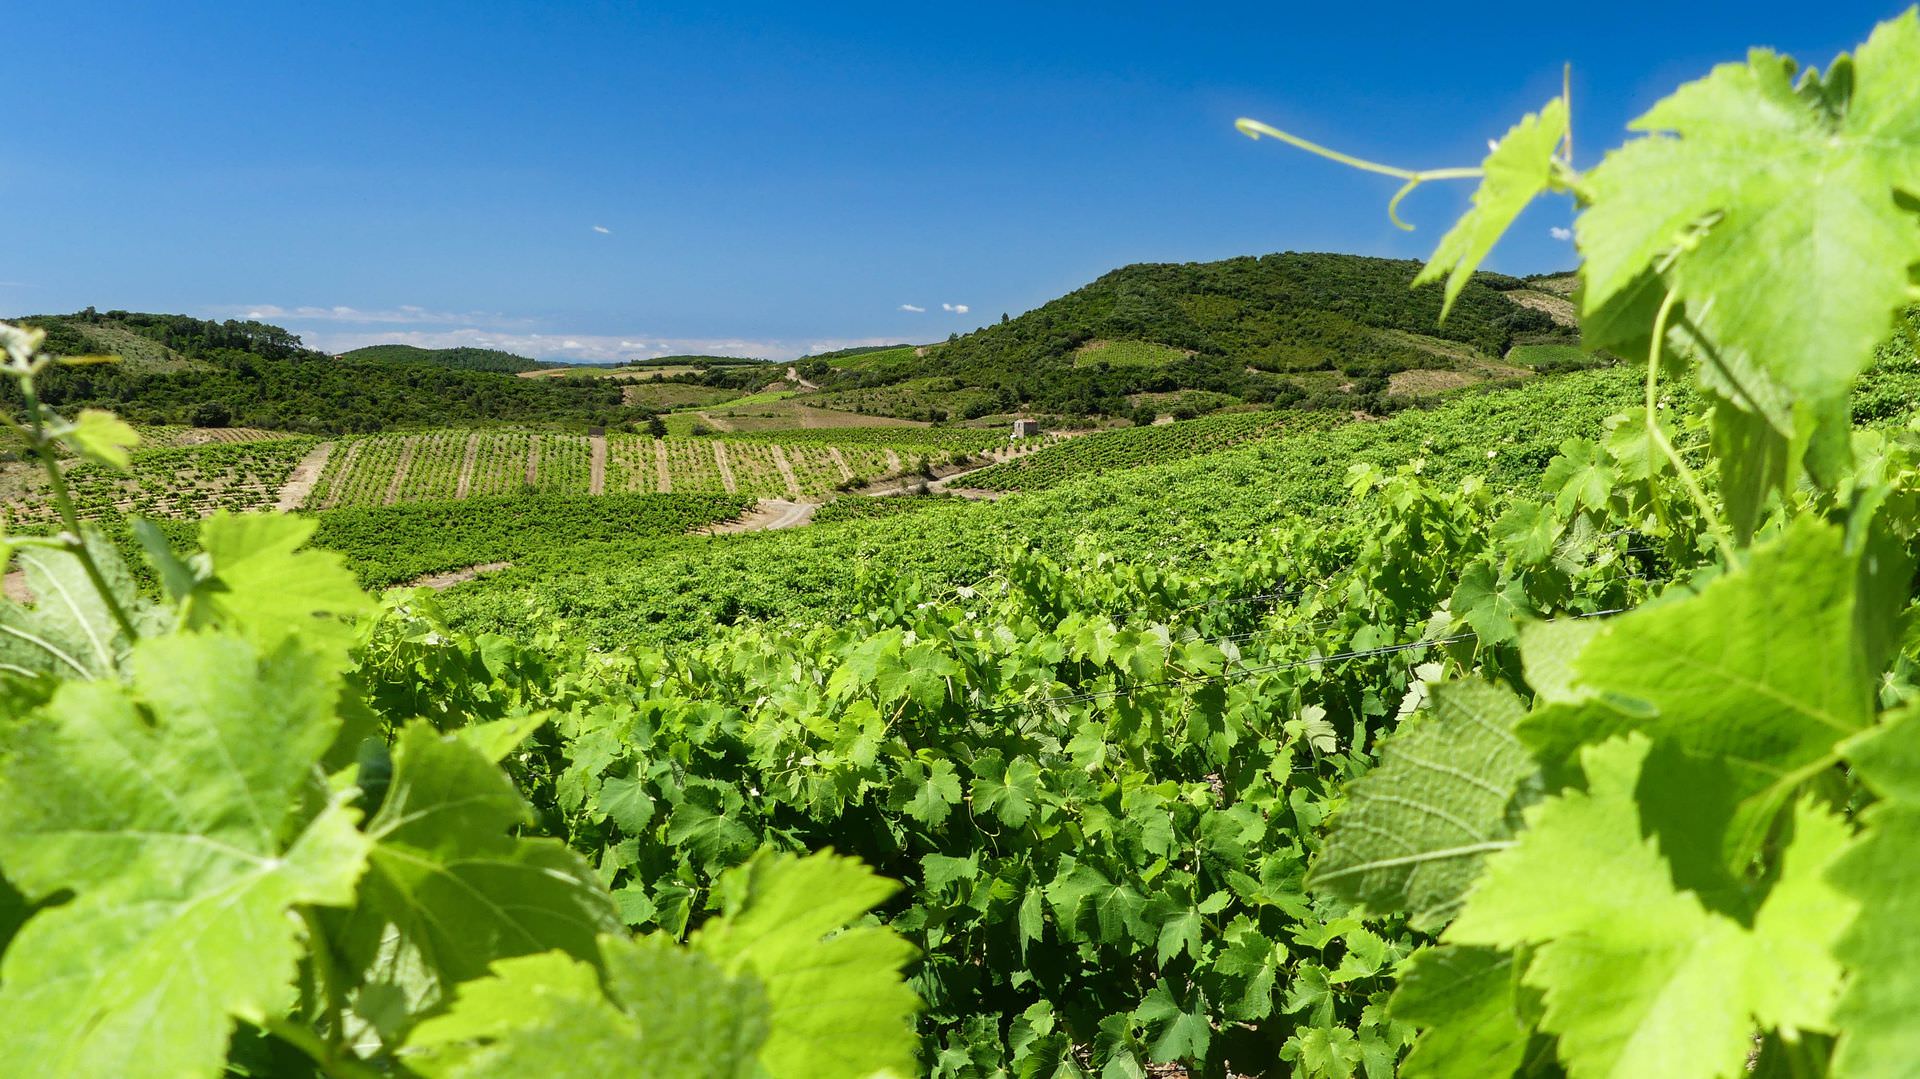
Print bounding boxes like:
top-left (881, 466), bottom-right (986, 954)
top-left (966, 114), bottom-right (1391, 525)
top-left (12, 310), bottom-right (642, 434)
top-left (799, 252), bottom-right (1583, 420)
top-left (337, 343), bottom-right (554, 373)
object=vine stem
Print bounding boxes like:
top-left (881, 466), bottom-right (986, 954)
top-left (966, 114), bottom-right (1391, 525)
top-left (261, 1018), bottom-right (383, 1079)
top-left (300, 906), bottom-right (350, 1043)
top-left (14, 369), bottom-right (141, 639)
top-left (1234, 118), bottom-right (1481, 230)
top-left (1644, 289), bottom-right (1737, 564)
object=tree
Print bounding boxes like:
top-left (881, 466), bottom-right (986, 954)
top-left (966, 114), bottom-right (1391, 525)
top-left (189, 401), bottom-right (231, 428)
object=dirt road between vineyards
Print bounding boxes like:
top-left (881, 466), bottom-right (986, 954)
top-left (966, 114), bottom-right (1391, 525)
top-left (403, 562), bottom-right (512, 590)
top-left (276, 441), bottom-right (334, 511)
top-left (702, 499), bottom-right (817, 534)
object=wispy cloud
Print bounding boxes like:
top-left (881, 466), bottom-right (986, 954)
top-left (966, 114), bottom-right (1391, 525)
top-left (592, 225), bottom-right (612, 234)
top-left (227, 303), bottom-right (523, 326)
top-left (942, 302), bottom-right (970, 314)
top-left (899, 303), bottom-right (926, 313)
top-left (1549, 226), bottom-right (1573, 242)
top-left (296, 326), bottom-right (900, 363)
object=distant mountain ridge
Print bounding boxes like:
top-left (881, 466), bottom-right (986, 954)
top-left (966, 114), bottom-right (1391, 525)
top-left (338, 343), bottom-right (555, 373)
top-left (12, 310), bottom-right (637, 434)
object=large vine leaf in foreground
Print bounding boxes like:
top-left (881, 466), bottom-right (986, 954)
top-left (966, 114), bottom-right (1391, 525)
top-left (402, 851), bottom-right (918, 1079)
top-left (1414, 97), bottom-right (1568, 317)
top-left (0, 633), bottom-right (371, 1078)
top-left (1829, 709), bottom-right (1920, 1076)
top-left (1517, 516), bottom-right (1905, 857)
top-left (184, 512), bottom-right (371, 658)
top-left (1578, 12), bottom-right (1920, 419)
top-left (1447, 735), bottom-right (1853, 1079)
top-left (336, 721), bottom-right (621, 1046)
top-left (1308, 680), bottom-right (1534, 929)
top-left (402, 942), bottom-right (769, 1078)
top-left (1390, 945), bottom-right (1531, 1079)
top-left (0, 531), bottom-right (151, 680)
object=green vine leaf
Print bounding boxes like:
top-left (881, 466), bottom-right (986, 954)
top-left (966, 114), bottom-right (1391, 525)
top-left (1414, 97), bottom-right (1567, 317)
top-left (690, 849), bottom-right (921, 1079)
top-left (1447, 735), bottom-right (1854, 1079)
top-left (0, 530), bottom-right (150, 680)
top-left (335, 721), bottom-right (621, 1047)
top-left (1390, 945), bottom-right (1531, 1079)
top-left (184, 512), bottom-right (372, 659)
top-left (0, 633), bottom-right (372, 1078)
top-left (1828, 709), bottom-right (1920, 1076)
top-left (401, 941), bottom-right (769, 1079)
top-left (1579, 13), bottom-right (1920, 438)
top-left (402, 850), bottom-right (915, 1078)
top-left (1518, 516), bottom-right (1910, 858)
top-left (49, 408), bottom-right (139, 469)
top-left (1308, 681), bottom-right (1535, 929)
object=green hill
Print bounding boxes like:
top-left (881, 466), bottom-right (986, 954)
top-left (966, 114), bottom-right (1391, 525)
top-left (806, 252), bottom-right (1582, 419)
top-left (337, 343), bottom-right (553, 373)
top-left (12, 310), bottom-right (641, 434)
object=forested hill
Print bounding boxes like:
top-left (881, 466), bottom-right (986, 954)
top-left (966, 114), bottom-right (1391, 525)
top-left (337, 343), bottom-right (554, 373)
top-left (804, 252), bottom-right (1583, 417)
top-left (10, 310), bottom-right (637, 434)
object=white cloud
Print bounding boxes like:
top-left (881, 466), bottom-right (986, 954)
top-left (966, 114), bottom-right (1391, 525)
top-left (593, 225), bottom-right (611, 234)
top-left (899, 303), bottom-right (926, 313)
top-left (1549, 226), bottom-right (1573, 242)
top-left (226, 303), bottom-right (522, 326)
top-left (942, 302), bottom-right (970, 314)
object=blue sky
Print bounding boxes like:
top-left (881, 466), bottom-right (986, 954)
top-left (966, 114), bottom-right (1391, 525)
top-left (1, 2), bottom-right (1904, 361)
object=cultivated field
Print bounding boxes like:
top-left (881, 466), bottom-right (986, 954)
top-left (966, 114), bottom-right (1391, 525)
top-left (302, 429), bottom-right (947, 508)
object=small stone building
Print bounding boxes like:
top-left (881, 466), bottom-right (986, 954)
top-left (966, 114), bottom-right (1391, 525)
top-left (1011, 419), bottom-right (1042, 440)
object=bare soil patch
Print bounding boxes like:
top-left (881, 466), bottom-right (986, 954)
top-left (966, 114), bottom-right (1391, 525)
top-left (589, 433), bottom-right (607, 495)
top-left (275, 441), bottom-right (334, 511)
top-left (403, 562), bottom-right (511, 590)
top-left (1388, 368), bottom-right (1482, 396)
top-left (701, 499), bottom-right (817, 534)
top-left (1505, 288), bottom-right (1579, 327)
top-left (713, 441), bottom-right (738, 493)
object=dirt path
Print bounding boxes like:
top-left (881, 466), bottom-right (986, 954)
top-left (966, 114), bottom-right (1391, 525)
top-left (713, 441), bottom-right (737, 493)
top-left (654, 439), bottom-right (671, 492)
top-left (321, 441), bottom-right (363, 509)
top-left (588, 433), bottom-right (607, 495)
top-left (786, 365), bottom-right (821, 390)
top-left (863, 449), bottom-right (1026, 498)
top-left (402, 562), bottom-right (511, 590)
top-left (525, 437), bottom-right (541, 486)
top-left (701, 499), bottom-right (817, 534)
top-left (455, 434), bottom-right (480, 498)
top-left (275, 441), bottom-right (334, 511)
top-left (770, 445), bottom-right (803, 498)
top-left (383, 438), bottom-right (417, 506)
top-left (826, 447), bottom-right (854, 482)
top-left (696, 411), bottom-right (735, 433)
top-left (882, 449), bottom-right (903, 474)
